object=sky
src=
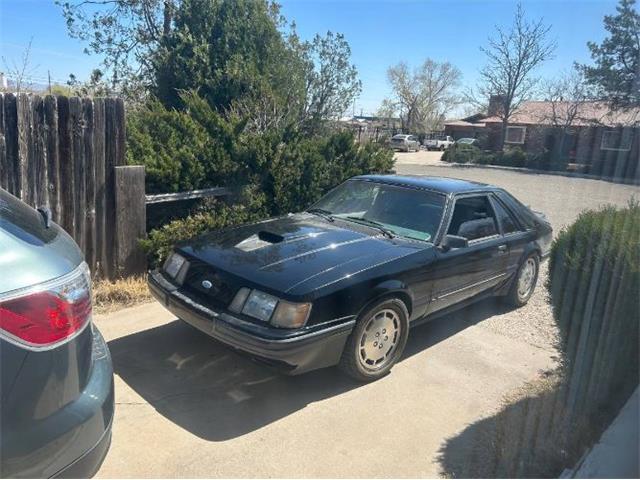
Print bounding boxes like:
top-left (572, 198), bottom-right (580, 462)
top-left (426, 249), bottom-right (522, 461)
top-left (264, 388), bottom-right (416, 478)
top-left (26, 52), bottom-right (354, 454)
top-left (0, 0), bottom-right (622, 116)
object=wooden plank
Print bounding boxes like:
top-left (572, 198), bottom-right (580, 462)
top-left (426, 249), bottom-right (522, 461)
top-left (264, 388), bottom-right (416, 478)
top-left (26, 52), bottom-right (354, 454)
top-left (16, 94), bottom-right (31, 203)
top-left (0, 94), bottom-right (6, 190)
top-left (57, 96), bottom-right (75, 237)
top-left (83, 98), bottom-right (96, 272)
top-left (2, 94), bottom-right (18, 195)
top-left (93, 98), bottom-right (107, 278)
top-left (30, 96), bottom-right (47, 207)
top-left (114, 165), bottom-right (147, 277)
top-left (115, 98), bottom-right (126, 166)
top-left (103, 98), bottom-right (117, 279)
top-left (70, 97), bottom-right (86, 251)
top-left (145, 186), bottom-right (230, 204)
top-left (44, 96), bottom-right (60, 221)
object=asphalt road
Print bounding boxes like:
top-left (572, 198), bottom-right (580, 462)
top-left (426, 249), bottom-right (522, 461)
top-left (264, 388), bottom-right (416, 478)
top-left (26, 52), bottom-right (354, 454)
top-left (95, 160), bottom-right (639, 477)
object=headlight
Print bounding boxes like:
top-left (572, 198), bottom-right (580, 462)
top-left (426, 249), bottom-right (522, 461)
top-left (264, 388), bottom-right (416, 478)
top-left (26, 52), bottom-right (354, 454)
top-left (164, 252), bottom-right (186, 280)
top-left (228, 288), bottom-right (312, 328)
top-left (271, 300), bottom-right (311, 328)
top-left (240, 290), bottom-right (278, 322)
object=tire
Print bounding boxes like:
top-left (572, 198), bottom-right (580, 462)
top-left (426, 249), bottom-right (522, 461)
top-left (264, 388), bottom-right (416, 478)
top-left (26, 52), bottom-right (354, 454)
top-left (339, 298), bottom-right (410, 382)
top-left (440, 145), bottom-right (445, 151)
top-left (504, 253), bottom-right (540, 307)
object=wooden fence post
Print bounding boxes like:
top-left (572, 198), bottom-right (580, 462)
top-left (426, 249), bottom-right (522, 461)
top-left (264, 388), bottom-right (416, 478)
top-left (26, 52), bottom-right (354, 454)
top-left (114, 165), bottom-right (147, 277)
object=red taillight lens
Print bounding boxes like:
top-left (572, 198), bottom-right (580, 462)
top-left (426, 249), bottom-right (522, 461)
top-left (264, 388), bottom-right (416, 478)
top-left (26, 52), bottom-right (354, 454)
top-left (0, 263), bottom-right (92, 349)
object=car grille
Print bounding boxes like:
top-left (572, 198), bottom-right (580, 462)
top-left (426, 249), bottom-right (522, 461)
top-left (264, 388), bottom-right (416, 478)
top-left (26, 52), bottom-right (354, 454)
top-left (181, 263), bottom-right (235, 310)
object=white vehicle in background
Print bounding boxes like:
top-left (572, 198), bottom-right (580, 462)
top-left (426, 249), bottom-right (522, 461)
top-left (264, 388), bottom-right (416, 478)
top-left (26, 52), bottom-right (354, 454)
top-left (456, 138), bottom-right (479, 147)
top-left (390, 134), bottom-right (420, 152)
top-left (424, 135), bottom-right (455, 151)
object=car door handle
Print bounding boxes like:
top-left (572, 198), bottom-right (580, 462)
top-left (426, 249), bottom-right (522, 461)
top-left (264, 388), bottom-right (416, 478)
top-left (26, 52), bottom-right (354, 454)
top-left (497, 245), bottom-right (508, 254)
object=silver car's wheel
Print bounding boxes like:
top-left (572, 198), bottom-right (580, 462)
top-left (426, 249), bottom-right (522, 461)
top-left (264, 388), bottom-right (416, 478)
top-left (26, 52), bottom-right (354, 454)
top-left (358, 309), bottom-right (401, 371)
top-left (517, 257), bottom-right (537, 300)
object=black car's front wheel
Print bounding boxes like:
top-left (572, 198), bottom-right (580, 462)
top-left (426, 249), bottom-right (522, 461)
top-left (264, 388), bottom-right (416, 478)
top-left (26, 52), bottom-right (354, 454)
top-left (505, 253), bottom-right (539, 307)
top-left (339, 298), bottom-right (409, 382)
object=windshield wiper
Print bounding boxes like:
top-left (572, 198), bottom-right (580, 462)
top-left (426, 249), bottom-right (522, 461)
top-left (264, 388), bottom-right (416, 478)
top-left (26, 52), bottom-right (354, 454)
top-left (344, 216), bottom-right (395, 239)
top-left (306, 208), bottom-right (334, 222)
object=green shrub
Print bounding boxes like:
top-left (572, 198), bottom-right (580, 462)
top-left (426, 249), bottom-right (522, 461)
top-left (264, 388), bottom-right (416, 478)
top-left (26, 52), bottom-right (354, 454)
top-left (493, 147), bottom-right (527, 167)
top-left (548, 200), bottom-right (640, 420)
top-left (126, 99), bottom-right (239, 193)
top-left (140, 187), bottom-right (268, 267)
top-left (441, 144), bottom-right (482, 164)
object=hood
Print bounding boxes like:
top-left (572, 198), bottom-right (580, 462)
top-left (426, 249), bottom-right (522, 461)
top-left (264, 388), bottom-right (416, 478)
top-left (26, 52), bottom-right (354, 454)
top-left (178, 213), bottom-right (426, 296)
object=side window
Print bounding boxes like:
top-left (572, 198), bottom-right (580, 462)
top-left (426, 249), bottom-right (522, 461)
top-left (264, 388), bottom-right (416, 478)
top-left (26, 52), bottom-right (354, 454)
top-left (447, 195), bottom-right (499, 241)
top-left (492, 197), bottom-right (520, 234)
top-left (496, 191), bottom-right (535, 229)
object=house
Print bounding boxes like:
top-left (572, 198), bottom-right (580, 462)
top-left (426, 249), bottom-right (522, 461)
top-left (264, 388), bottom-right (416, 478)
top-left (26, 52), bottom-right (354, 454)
top-left (445, 96), bottom-right (639, 180)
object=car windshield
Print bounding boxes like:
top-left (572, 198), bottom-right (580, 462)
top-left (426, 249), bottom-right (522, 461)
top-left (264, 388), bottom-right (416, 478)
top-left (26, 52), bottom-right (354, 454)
top-left (310, 180), bottom-right (446, 242)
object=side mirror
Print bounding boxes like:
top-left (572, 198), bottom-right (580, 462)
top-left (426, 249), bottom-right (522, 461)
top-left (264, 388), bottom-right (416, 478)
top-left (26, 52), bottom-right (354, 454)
top-left (440, 234), bottom-right (468, 252)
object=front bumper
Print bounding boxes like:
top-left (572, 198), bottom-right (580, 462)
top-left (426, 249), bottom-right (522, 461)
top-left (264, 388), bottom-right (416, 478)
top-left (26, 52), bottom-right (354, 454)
top-left (148, 270), bottom-right (355, 375)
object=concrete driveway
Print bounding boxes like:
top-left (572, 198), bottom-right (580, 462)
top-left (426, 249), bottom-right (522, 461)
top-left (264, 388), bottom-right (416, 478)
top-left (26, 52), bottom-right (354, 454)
top-left (95, 166), bottom-right (639, 478)
top-left (95, 301), bottom-right (554, 478)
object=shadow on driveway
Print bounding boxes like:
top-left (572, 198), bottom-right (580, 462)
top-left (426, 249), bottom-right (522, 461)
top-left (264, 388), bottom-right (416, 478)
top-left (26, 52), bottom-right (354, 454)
top-left (108, 297), bottom-right (510, 441)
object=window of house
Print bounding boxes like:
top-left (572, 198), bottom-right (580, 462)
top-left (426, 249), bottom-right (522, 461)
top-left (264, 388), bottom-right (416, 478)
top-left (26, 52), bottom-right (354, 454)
top-left (505, 126), bottom-right (526, 144)
top-left (447, 195), bottom-right (499, 241)
top-left (601, 129), bottom-right (632, 151)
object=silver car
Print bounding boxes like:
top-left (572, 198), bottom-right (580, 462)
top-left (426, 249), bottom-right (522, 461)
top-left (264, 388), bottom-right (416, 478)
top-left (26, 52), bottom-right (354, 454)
top-left (0, 188), bottom-right (114, 478)
top-left (390, 134), bottom-right (420, 152)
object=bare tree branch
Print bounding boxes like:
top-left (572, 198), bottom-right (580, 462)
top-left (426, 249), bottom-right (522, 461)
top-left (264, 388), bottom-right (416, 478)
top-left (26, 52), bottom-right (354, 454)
top-left (476, 3), bottom-right (556, 149)
top-left (1, 37), bottom-right (39, 93)
top-left (383, 59), bottom-right (462, 132)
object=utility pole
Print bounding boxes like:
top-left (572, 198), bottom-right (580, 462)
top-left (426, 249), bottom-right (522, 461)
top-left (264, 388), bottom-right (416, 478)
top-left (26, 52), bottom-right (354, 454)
top-left (48, 70), bottom-right (52, 94)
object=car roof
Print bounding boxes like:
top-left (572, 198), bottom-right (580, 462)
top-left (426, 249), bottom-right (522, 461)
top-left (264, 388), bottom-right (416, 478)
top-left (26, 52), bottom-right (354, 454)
top-left (352, 174), bottom-right (493, 194)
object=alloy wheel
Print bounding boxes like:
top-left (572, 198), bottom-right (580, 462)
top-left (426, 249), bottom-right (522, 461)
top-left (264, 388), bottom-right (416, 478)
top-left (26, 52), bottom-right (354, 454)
top-left (357, 308), bottom-right (401, 371)
top-left (517, 257), bottom-right (537, 299)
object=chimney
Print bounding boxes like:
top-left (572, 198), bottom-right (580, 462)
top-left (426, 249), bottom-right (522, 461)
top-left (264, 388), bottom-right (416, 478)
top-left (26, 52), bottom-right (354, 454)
top-left (488, 94), bottom-right (505, 117)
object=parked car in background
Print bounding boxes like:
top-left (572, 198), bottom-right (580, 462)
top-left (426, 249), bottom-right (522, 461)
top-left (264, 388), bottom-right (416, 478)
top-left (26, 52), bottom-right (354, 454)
top-left (456, 138), bottom-right (479, 147)
top-left (0, 188), bottom-right (114, 478)
top-left (425, 135), bottom-right (455, 151)
top-left (390, 134), bottom-right (420, 152)
top-left (149, 175), bottom-right (552, 382)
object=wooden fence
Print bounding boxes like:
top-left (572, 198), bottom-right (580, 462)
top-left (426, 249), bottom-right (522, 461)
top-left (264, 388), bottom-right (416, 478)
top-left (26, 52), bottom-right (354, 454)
top-left (0, 93), bottom-right (145, 279)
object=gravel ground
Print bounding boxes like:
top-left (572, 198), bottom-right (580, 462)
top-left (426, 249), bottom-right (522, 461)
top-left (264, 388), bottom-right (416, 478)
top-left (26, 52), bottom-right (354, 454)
top-left (395, 158), bottom-right (640, 353)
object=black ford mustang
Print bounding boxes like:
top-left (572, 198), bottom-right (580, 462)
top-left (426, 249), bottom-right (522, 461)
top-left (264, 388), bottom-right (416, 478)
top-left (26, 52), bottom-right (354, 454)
top-left (149, 175), bottom-right (552, 381)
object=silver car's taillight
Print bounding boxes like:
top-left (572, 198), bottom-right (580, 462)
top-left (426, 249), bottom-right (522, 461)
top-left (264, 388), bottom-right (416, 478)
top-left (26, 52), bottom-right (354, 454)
top-left (0, 262), bottom-right (92, 350)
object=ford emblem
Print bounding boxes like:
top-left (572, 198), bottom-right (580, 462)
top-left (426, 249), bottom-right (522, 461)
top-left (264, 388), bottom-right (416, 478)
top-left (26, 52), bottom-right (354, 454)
top-left (201, 280), bottom-right (213, 289)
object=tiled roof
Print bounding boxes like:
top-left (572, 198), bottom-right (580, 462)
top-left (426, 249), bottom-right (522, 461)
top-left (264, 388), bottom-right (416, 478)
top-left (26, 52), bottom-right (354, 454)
top-left (482, 101), bottom-right (639, 127)
top-left (444, 120), bottom-right (486, 127)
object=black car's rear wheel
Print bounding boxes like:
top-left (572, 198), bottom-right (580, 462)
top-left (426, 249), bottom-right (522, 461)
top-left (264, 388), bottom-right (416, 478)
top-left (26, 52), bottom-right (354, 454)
top-left (339, 298), bottom-right (409, 382)
top-left (504, 253), bottom-right (539, 307)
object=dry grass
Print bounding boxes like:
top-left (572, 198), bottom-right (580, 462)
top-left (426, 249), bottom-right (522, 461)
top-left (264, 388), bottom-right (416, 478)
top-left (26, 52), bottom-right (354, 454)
top-left (92, 275), bottom-right (153, 314)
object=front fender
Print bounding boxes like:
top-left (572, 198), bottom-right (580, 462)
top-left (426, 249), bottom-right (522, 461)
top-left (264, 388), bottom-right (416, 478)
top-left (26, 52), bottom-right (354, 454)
top-left (359, 279), bottom-right (414, 318)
